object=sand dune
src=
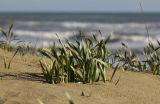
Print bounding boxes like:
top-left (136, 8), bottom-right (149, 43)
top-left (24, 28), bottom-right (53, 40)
top-left (0, 70), bottom-right (160, 104)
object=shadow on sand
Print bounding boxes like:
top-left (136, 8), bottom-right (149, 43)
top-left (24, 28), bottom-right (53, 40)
top-left (0, 72), bottom-right (45, 82)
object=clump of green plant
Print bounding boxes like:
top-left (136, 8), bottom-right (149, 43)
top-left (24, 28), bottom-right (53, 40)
top-left (39, 40), bottom-right (75, 84)
top-left (115, 42), bottom-right (140, 71)
top-left (114, 40), bottom-right (160, 75)
top-left (67, 33), bottom-right (110, 84)
top-left (143, 40), bottom-right (160, 75)
top-left (0, 24), bottom-right (20, 69)
top-left (17, 42), bottom-right (30, 56)
top-left (0, 24), bottom-right (17, 51)
top-left (39, 32), bottom-right (110, 84)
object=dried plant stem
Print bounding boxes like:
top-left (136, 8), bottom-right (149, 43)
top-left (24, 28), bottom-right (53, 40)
top-left (138, 0), bottom-right (150, 43)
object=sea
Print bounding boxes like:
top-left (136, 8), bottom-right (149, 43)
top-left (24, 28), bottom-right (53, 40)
top-left (0, 12), bottom-right (160, 49)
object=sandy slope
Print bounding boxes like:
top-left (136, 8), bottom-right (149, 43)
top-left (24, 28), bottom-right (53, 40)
top-left (0, 49), bottom-right (160, 104)
top-left (0, 70), bottom-right (160, 104)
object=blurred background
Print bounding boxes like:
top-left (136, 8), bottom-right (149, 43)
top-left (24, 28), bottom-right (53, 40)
top-left (0, 0), bottom-right (160, 49)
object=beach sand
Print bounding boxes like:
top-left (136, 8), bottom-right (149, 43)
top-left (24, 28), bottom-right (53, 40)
top-left (1, 71), bottom-right (160, 104)
top-left (0, 49), bottom-right (160, 104)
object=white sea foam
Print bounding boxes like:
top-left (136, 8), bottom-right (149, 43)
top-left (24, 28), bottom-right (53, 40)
top-left (12, 20), bottom-right (160, 49)
top-left (62, 22), bottom-right (90, 28)
top-left (14, 29), bottom-right (160, 48)
top-left (15, 30), bottom-right (74, 38)
top-left (14, 30), bottom-right (76, 47)
top-left (15, 21), bottom-right (160, 33)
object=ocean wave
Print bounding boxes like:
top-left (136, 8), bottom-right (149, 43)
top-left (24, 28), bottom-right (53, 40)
top-left (14, 30), bottom-right (77, 47)
top-left (15, 21), bottom-right (160, 35)
top-left (10, 20), bottom-right (160, 49)
top-left (15, 30), bottom-right (74, 39)
top-left (61, 22), bottom-right (90, 28)
top-left (13, 29), bottom-right (160, 48)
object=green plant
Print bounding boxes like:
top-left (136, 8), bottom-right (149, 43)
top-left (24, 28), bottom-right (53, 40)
top-left (17, 42), bottom-right (30, 56)
top-left (39, 32), bottom-right (111, 84)
top-left (0, 24), bottom-right (20, 69)
top-left (114, 40), bottom-right (160, 75)
top-left (143, 40), bottom-right (160, 75)
top-left (67, 34), bottom-right (109, 84)
top-left (39, 40), bottom-right (75, 84)
top-left (115, 42), bottom-right (140, 71)
top-left (3, 48), bottom-right (19, 69)
top-left (39, 60), bottom-right (55, 84)
top-left (0, 24), bottom-right (17, 51)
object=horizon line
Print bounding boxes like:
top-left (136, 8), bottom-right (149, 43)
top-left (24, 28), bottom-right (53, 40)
top-left (0, 11), bottom-right (160, 14)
